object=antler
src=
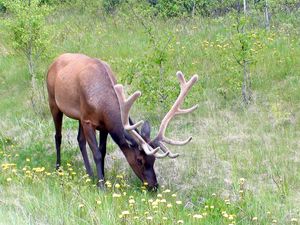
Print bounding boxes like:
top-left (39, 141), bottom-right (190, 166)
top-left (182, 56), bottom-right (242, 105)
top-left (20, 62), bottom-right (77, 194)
top-left (152, 71), bottom-right (198, 158)
top-left (114, 84), bottom-right (168, 158)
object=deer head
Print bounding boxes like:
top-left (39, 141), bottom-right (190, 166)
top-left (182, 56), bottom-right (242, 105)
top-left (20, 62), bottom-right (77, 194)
top-left (114, 71), bottom-right (198, 189)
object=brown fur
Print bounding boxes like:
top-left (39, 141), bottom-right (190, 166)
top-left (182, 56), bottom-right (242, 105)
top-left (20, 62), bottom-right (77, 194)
top-left (47, 53), bottom-right (158, 188)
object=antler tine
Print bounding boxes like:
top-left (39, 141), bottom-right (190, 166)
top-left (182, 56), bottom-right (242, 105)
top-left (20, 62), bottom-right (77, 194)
top-left (153, 71), bottom-right (198, 149)
top-left (159, 142), bottom-right (179, 158)
top-left (163, 136), bottom-right (192, 146)
top-left (114, 84), bottom-right (144, 130)
top-left (114, 84), bottom-right (163, 157)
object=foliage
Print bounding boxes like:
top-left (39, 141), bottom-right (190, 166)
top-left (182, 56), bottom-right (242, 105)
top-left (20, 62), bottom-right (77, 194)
top-left (3, 0), bottom-right (52, 114)
top-left (0, 0), bottom-right (6, 12)
top-left (103, 0), bottom-right (124, 13)
top-left (3, 0), bottom-right (52, 78)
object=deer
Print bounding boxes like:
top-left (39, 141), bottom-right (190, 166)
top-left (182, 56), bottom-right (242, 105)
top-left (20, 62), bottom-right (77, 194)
top-left (46, 53), bottom-right (198, 190)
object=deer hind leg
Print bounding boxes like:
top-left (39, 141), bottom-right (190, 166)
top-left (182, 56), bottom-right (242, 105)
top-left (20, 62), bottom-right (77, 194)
top-left (99, 130), bottom-right (108, 178)
top-left (81, 120), bottom-right (104, 188)
top-left (77, 121), bottom-right (94, 177)
top-left (50, 102), bottom-right (63, 170)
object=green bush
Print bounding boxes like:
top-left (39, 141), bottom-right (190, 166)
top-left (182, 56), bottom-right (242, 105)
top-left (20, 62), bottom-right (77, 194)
top-left (102, 0), bottom-right (124, 13)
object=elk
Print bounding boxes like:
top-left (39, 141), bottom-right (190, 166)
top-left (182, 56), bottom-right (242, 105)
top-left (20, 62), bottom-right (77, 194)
top-left (46, 53), bottom-right (198, 189)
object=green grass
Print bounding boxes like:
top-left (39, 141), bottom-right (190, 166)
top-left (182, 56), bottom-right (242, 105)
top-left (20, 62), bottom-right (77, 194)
top-left (0, 3), bottom-right (300, 225)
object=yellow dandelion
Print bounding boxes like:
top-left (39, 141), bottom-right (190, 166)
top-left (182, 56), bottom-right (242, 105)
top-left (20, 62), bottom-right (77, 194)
top-left (152, 201), bottom-right (158, 207)
top-left (116, 174), bottom-right (123, 179)
top-left (162, 217), bottom-right (168, 220)
top-left (157, 194), bottom-right (162, 198)
top-left (210, 205), bottom-right (214, 209)
top-left (291, 218), bottom-right (298, 222)
top-left (115, 183), bottom-right (120, 189)
top-left (176, 200), bottom-right (182, 205)
top-left (112, 193), bottom-right (121, 198)
top-left (141, 198), bottom-right (146, 202)
top-left (163, 189), bottom-right (171, 193)
top-left (6, 177), bottom-right (12, 182)
top-left (146, 216), bottom-right (153, 220)
top-left (96, 200), bottom-right (101, 205)
top-left (71, 172), bottom-right (76, 175)
top-left (26, 158), bottom-right (30, 162)
top-left (229, 215), bottom-right (234, 220)
top-left (252, 217), bottom-right (257, 221)
top-left (67, 163), bottom-right (71, 167)
top-left (129, 199), bottom-right (135, 204)
top-left (121, 210), bottom-right (130, 215)
top-left (193, 214), bottom-right (203, 219)
top-left (167, 203), bottom-right (172, 208)
top-left (85, 178), bottom-right (91, 183)
top-left (160, 199), bottom-right (166, 203)
top-left (272, 219), bottom-right (277, 223)
top-left (177, 220), bottom-right (184, 224)
top-left (171, 193), bottom-right (177, 197)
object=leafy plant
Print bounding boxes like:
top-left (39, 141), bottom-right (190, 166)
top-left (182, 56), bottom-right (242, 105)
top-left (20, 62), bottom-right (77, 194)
top-left (3, 0), bottom-right (52, 113)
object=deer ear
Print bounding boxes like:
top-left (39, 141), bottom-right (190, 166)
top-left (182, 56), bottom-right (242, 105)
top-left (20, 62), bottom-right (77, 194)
top-left (141, 121), bottom-right (151, 142)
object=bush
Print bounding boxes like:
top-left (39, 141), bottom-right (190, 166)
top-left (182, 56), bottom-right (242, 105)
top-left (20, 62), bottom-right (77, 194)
top-left (103, 0), bottom-right (124, 13)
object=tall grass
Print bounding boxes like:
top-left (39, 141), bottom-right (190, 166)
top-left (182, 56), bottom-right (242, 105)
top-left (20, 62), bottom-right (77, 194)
top-left (0, 3), bottom-right (299, 225)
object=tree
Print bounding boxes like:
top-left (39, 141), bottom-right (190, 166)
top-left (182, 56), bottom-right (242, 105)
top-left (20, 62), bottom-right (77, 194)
top-left (4, 0), bottom-right (52, 111)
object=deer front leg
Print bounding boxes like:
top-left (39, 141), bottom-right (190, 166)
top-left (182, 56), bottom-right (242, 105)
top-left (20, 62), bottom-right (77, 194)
top-left (81, 120), bottom-right (104, 188)
top-left (99, 130), bottom-right (108, 178)
top-left (77, 121), bottom-right (94, 178)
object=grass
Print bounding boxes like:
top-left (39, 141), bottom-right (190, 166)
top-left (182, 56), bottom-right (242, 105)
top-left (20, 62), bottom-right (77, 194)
top-left (0, 3), bottom-right (300, 225)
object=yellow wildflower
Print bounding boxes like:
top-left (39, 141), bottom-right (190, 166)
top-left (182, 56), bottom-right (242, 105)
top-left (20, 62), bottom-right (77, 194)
top-left (121, 210), bottom-right (130, 215)
top-left (163, 189), bottom-right (171, 193)
top-left (193, 214), bottom-right (203, 219)
top-left (112, 193), bottom-right (121, 198)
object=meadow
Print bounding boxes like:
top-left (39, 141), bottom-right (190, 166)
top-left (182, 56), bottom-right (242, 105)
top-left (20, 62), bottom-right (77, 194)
top-left (0, 1), bottom-right (299, 224)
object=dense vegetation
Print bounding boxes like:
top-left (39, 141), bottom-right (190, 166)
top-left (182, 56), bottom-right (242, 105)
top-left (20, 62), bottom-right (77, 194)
top-left (0, 0), bottom-right (299, 224)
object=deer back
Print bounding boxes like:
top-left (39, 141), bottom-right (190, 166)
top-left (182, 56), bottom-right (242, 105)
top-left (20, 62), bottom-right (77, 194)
top-left (47, 53), bottom-right (122, 132)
